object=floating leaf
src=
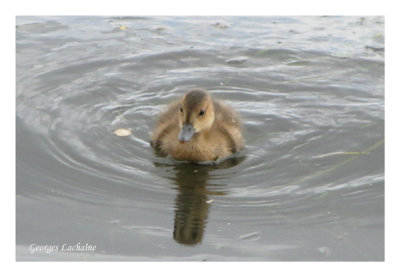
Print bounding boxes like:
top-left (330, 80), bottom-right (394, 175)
top-left (113, 128), bottom-right (131, 136)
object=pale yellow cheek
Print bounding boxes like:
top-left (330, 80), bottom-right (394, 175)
top-left (193, 122), bottom-right (202, 132)
top-left (193, 118), bottom-right (208, 132)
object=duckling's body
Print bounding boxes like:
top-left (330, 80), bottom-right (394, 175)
top-left (151, 89), bottom-right (244, 162)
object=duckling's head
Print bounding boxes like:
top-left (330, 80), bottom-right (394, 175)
top-left (178, 90), bottom-right (215, 143)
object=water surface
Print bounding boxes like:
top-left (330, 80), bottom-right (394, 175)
top-left (16, 16), bottom-right (384, 261)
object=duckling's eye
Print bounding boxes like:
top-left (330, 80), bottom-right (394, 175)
top-left (180, 108), bottom-right (183, 113)
top-left (199, 110), bottom-right (205, 116)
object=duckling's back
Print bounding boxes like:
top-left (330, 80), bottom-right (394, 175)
top-left (210, 100), bottom-right (244, 154)
top-left (150, 100), bottom-right (180, 150)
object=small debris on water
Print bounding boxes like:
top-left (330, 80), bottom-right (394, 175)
top-left (212, 22), bottom-right (229, 29)
top-left (239, 231), bottom-right (260, 241)
top-left (225, 56), bottom-right (248, 65)
top-left (365, 45), bottom-right (384, 53)
top-left (318, 246), bottom-right (331, 256)
top-left (113, 128), bottom-right (131, 136)
top-left (312, 151), bottom-right (366, 159)
top-left (206, 199), bottom-right (214, 204)
top-left (154, 27), bottom-right (165, 33)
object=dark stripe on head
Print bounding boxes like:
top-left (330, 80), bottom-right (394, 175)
top-left (182, 90), bottom-right (209, 124)
top-left (183, 90), bottom-right (208, 111)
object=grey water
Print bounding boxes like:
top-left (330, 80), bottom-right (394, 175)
top-left (16, 16), bottom-right (384, 261)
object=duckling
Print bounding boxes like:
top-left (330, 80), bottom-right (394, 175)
top-left (150, 89), bottom-right (244, 162)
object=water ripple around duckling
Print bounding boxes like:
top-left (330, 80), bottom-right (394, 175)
top-left (16, 16), bottom-right (384, 261)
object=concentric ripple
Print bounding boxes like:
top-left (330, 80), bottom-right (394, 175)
top-left (16, 16), bottom-right (384, 261)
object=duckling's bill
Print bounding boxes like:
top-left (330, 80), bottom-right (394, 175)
top-left (178, 123), bottom-right (194, 143)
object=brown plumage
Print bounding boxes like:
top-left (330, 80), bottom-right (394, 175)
top-left (150, 89), bottom-right (244, 162)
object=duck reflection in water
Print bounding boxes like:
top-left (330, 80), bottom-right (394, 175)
top-left (153, 156), bottom-right (244, 245)
top-left (150, 89), bottom-right (245, 245)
